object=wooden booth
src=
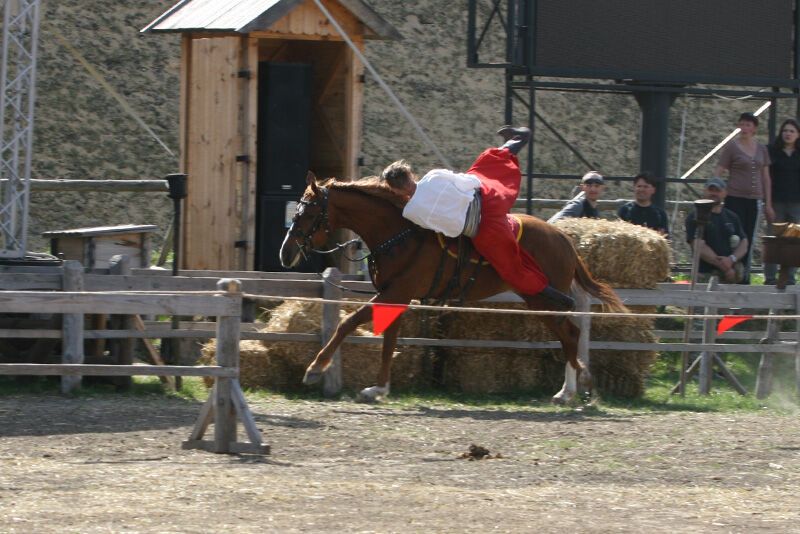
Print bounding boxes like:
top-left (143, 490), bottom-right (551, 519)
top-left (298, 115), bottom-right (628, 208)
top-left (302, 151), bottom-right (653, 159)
top-left (143, 0), bottom-right (400, 272)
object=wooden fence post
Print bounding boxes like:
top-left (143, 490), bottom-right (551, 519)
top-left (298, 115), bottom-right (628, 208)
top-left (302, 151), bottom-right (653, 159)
top-left (214, 279), bottom-right (242, 453)
top-left (795, 294), bottom-right (800, 398)
top-left (576, 288), bottom-right (591, 395)
top-left (756, 307), bottom-right (780, 399)
top-left (322, 267), bottom-right (342, 397)
top-left (61, 260), bottom-right (84, 394)
top-left (698, 277), bottom-right (718, 395)
top-left (109, 255), bottom-right (133, 390)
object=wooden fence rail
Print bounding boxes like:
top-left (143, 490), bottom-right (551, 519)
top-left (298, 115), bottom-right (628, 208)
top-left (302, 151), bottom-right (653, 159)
top-left (2, 263), bottom-right (800, 398)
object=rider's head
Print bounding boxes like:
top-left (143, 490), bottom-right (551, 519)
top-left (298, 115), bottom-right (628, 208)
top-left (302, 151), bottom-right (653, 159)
top-left (381, 160), bottom-right (417, 200)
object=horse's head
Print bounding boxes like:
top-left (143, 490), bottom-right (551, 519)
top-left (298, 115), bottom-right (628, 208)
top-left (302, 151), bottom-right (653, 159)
top-left (279, 172), bottom-right (331, 268)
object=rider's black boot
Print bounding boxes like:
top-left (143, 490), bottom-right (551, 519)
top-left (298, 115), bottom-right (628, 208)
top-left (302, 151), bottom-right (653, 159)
top-left (497, 126), bottom-right (531, 155)
top-left (539, 285), bottom-right (576, 312)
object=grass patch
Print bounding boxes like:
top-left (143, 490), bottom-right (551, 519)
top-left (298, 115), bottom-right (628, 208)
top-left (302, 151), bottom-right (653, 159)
top-left (1, 352), bottom-right (796, 415)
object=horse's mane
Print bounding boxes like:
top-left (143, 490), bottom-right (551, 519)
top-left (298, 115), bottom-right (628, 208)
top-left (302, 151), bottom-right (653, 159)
top-left (323, 176), bottom-right (408, 211)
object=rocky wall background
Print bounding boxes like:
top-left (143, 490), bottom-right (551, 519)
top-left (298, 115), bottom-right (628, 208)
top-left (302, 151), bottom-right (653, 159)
top-left (23, 0), bottom-right (782, 257)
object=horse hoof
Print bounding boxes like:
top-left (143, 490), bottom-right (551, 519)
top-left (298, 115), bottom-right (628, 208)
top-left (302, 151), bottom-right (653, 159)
top-left (551, 392), bottom-right (577, 405)
top-left (357, 385), bottom-right (389, 403)
top-left (302, 369), bottom-right (324, 386)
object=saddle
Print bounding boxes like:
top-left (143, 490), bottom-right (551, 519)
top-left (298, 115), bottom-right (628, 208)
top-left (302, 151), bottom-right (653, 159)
top-left (425, 214), bottom-right (523, 304)
top-left (436, 214), bottom-right (523, 265)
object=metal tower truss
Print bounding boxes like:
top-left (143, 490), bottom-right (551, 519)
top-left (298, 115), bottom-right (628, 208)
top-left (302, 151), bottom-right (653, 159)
top-left (0, 0), bottom-right (40, 258)
top-left (467, 0), bottom-right (528, 71)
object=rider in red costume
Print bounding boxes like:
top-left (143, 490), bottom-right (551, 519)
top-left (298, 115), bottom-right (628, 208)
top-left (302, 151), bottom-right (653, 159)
top-left (382, 126), bottom-right (574, 311)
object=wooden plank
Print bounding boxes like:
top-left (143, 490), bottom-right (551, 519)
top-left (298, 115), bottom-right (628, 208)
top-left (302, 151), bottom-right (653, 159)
top-left (321, 268), bottom-right (342, 396)
top-left (232, 380), bottom-right (266, 447)
top-left (61, 261), bottom-right (84, 394)
top-left (179, 33), bottom-right (191, 175)
top-left (655, 329), bottom-right (800, 341)
top-left (0, 364), bottom-right (237, 377)
top-left (213, 280), bottom-right (242, 454)
top-left (84, 274), bottom-right (326, 297)
top-left (0, 273), bottom-right (61, 290)
top-left (186, 36), bottom-right (243, 270)
top-left (615, 289), bottom-right (795, 309)
top-left (796, 294), bottom-right (800, 397)
top-left (187, 388), bottom-right (215, 441)
top-left (0, 292), bottom-right (239, 316)
top-left (756, 310), bottom-right (780, 399)
top-left (129, 268), bottom-right (363, 280)
top-left (698, 278), bottom-right (718, 395)
top-left (0, 329), bottom-right (62, 339)
top-left (133, 315), bottom-right (176, 391)
top-left (243, 37), bottom-right (259, 271)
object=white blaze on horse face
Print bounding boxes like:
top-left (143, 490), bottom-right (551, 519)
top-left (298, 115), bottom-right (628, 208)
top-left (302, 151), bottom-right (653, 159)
top-left (279, 223), bottom-right (302, 268)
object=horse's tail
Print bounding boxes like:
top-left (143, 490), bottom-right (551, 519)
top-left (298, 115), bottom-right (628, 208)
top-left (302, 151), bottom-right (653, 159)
top-left (573, 255), bottom-right (629, 313)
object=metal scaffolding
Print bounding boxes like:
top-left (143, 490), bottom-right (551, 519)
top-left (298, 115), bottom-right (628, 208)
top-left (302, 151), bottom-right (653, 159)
top-left (0, 0), bottom-right (40, 258)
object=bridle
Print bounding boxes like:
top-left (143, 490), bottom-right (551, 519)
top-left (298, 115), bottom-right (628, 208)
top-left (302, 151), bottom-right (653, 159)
top-left (288, 187), bottom-right (363, 260)
top-left (288, 186), bottom-right (331, 257)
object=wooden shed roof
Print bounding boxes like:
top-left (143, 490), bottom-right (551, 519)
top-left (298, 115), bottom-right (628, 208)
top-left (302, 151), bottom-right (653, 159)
top-left (141, 0), bottom-right (401, 40)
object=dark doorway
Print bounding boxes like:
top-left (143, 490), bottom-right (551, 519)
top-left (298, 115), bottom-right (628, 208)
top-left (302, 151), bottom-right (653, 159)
top-left (255, 61), bottom-right (321, 272)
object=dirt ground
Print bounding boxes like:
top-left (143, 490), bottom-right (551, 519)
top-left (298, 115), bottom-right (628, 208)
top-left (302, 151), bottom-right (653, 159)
top-left (1, 392), bottom-right (799, 533)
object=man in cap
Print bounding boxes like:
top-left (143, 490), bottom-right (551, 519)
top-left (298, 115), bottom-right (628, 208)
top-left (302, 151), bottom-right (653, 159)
top-left (685, 177), bottom-right (749, 283)
top-left (547, 171), bottom-right (605, 223)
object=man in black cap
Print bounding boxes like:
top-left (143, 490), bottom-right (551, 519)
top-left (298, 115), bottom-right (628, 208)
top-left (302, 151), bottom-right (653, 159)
top-left (685, 177), bottom-right (749, 283)
top-left (547, 171), bottom-right (605, 223)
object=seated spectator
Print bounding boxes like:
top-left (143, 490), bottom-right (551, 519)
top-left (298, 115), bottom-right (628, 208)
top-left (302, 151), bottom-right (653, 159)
top-left (617, 172), bottom-right (669, 237)
top-left (547, 171), bottom-right (605, 223)
top-left (685, 177), bottom-right (749, 283)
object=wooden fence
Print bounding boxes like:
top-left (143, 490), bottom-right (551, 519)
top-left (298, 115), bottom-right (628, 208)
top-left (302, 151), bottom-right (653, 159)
top-left (0, 260), bottom-right (268, 455)
top-left (2, 261), bottom-right (799, 399)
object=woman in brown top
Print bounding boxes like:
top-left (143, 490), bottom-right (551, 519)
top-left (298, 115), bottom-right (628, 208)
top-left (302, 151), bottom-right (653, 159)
top-left (713, 112), bottom-right (774, 283)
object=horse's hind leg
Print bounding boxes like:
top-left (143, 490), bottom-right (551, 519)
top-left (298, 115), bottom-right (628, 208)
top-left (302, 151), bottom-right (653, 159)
top-left (358, 319), bottom-right (402, 402)
top-left (539, 315), bottom-right (584, 404)
top-left (303, 304), bottom-right (372, 386)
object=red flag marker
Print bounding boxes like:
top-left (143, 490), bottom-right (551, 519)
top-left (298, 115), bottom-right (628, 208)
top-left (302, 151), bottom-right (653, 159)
top-left (372, 304), bottom-right (408, 335)
top-left (717, 315), bottom-right (753, 336)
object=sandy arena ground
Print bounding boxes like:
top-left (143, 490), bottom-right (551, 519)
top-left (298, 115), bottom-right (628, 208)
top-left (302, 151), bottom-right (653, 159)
top-left (1, 392), bottom-right (799, 533)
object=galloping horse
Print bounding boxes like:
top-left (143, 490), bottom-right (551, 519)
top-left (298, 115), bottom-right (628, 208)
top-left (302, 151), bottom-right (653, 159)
top-left (280, 172), bottom-right (628, 403)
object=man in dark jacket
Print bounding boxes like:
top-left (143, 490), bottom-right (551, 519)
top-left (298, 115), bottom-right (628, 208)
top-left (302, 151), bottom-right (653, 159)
top-left (685, 177), bottom-right (749, 283)
top-left (547, 171), bottom-right (605, 223)
top-left (618, 172), bottom-right (669, 236)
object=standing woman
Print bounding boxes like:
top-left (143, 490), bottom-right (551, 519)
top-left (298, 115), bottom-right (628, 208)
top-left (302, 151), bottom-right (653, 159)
top-left (713, 112), bottom-right (774, 283)
top-left (764, 118), bottom-right (800, 285)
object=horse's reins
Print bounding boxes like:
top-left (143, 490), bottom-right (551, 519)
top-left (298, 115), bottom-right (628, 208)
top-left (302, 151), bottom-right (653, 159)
top-left (289, 186), bottom-right (418, 295)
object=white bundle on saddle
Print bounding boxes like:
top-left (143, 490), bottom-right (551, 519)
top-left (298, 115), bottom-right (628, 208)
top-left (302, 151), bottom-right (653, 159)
top-left (402, 169), bottom-right (481, 237)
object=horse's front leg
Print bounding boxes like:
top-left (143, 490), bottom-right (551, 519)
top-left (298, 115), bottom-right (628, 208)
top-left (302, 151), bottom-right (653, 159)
top-left (303, 304), bottom-right (372, 385)
top-left (358, 319), bottom-right (402, 402)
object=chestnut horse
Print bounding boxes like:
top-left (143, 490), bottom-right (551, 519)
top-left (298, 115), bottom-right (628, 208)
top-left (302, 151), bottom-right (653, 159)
top-left (280, 173), bottom-right (627, 403)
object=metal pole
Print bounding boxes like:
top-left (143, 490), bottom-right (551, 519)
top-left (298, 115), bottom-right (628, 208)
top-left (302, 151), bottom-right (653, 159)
top-left (165, 173), bottom-right (187, 388)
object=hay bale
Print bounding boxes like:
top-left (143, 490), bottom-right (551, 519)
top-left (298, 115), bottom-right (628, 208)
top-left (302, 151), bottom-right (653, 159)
top-left (438, 219), bottom-right (664, 397)
top-left (200, 300), bottom-right (430, 392)
top-left (552, 217), bottom-right (671, 288)
top-left (438, 303), bottom-right (553, 394)
top-left (438, 303), bottom-right (657, 398)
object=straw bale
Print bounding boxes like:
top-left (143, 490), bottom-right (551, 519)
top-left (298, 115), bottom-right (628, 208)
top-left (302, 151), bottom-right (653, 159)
top-left (200, 301), bottom-right (430, 392)
top-left (552, 217), bottom-right (671, 288)
top-left (437, 305), bottom-right (657, 398)
top-left (437, 303), bottom-right (554, 394)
